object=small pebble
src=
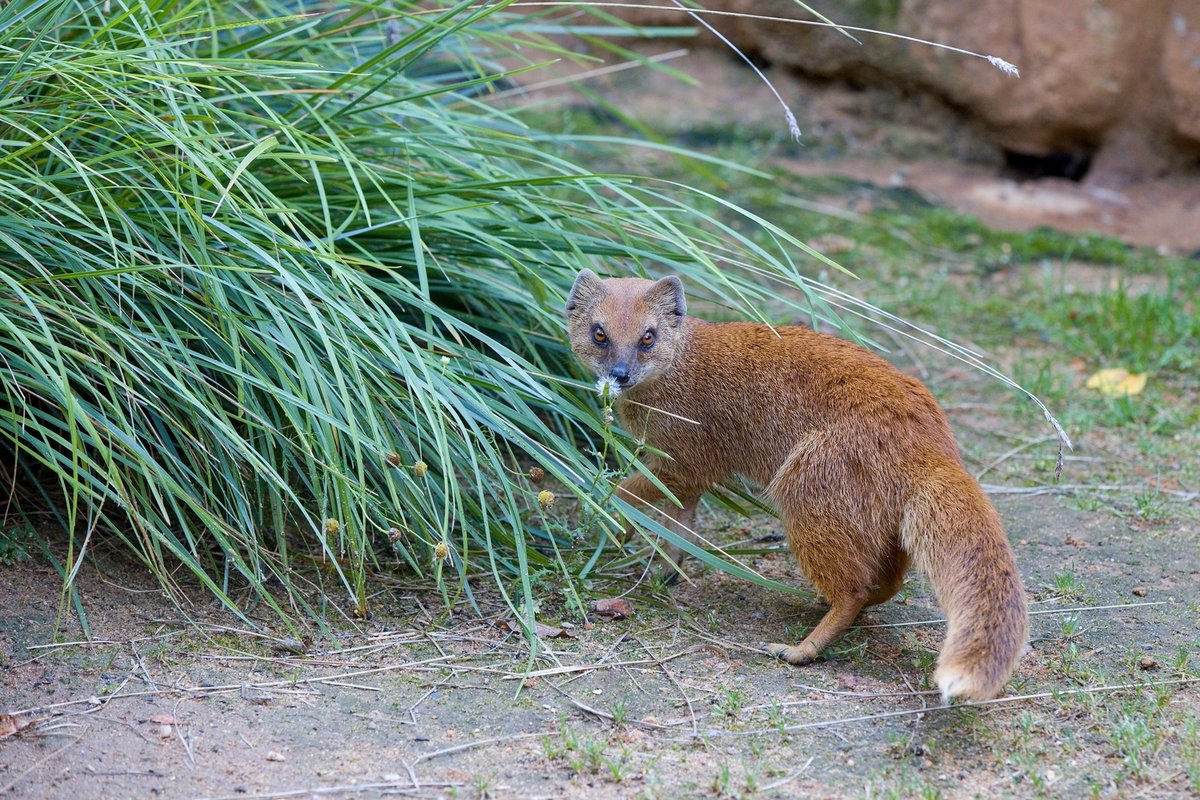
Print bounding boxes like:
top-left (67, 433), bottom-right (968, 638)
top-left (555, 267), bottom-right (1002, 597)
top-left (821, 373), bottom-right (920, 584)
top-left (1139, 656), bottom-right (1159, 671)
top-left (266, 751), bottom-right (286, 762)
top-left (1131, 587), bottom-right (1147, 597)
top-left (158, 724), bottom-right (173, 739)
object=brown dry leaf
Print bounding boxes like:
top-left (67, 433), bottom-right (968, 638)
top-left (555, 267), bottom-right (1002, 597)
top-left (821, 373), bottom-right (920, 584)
top-left (0, 713), bottom-right (40, 740)
top-left (593, 598), bottom-right (634, 620)
top-left (147, 713), bottom-right (176, 726)
top-left (1085, 368), bottom-right (1147, 397)
top-left (535, 622), bottom-right (573, 639)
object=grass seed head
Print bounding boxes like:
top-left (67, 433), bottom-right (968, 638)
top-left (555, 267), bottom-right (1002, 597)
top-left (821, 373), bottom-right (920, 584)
top-left (413, 460), bottom-right (428, 478)
top-left (537, 490), bottom-right (555, 509)
top-left (595, 376), bottom-right (621, 400)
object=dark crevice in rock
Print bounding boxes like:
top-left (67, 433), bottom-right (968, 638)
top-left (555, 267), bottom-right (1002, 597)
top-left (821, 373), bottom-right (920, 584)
top-left (1002, 149), bottom-right (1094, 182)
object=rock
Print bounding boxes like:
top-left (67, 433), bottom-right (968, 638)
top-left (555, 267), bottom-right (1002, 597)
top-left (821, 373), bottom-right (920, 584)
top-left (615, 0), bottom-right (1200, 182)
top-left (1139, 656), bottom-right (1159, 670)
top-left (1164, 5), bottom-right (1200, 142)
top-left (1132, 587), bottom-right (1148, 597)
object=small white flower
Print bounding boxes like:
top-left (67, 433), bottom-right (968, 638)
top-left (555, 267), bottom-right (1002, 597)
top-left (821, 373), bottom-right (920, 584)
top-left (595, 376), bottom-right (621, 399)
top-left (603, 409), bottom-right (614, 426)
top-left (986, 56), bottom-right (1020, 78)
top-left (440, 355), bottom-right (450, 366)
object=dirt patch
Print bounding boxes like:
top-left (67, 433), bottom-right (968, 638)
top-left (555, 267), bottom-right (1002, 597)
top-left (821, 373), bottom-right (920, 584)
top-left (2, 489), bottom-right (1197, 799)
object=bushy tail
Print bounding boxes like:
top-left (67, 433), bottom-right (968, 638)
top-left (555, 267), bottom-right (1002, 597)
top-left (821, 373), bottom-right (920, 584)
top-left (902, 465), bottom-right (1028, 702)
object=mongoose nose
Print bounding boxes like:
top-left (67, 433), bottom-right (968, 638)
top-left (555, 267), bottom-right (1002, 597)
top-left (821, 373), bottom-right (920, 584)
top-left (610, 365), bottom-right (630, 384)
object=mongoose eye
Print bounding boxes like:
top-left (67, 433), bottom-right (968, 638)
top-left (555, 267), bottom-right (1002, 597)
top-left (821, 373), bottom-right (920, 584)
top-left (640, 329), bottom-right (655, 348)
top-left (592, 326), bottom-right (607, 346)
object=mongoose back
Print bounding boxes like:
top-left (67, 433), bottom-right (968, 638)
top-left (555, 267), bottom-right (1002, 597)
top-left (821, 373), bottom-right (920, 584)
top-left (565, 269), bottom-right (1028, 702)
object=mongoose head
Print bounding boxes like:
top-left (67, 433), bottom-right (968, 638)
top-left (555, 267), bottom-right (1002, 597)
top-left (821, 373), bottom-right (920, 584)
top-left (564, 269), bottom-right (687, 393)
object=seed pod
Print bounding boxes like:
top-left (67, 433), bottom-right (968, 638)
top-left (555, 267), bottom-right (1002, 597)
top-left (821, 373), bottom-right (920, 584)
top-left (537, 490), bottom-right (555, 510)
top-left (528, 466), bottom-right (545, 483)
top-left (434, 541), bottom-right (450, 561)
top-left (413, 460), bottom-right (428, 478)
top-left (385, 452), bottom-right (402, 468)
top-left (324, 518), bottom-right (340, 536)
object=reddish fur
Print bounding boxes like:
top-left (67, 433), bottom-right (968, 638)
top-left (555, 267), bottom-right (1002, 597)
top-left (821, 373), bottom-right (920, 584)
top-left (565, 270), bottom-right (1028, 702)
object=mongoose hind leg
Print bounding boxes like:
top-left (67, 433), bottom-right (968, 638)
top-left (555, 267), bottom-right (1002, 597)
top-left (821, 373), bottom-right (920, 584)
top-left (765, 439), bottom-right (886, 666)
top-left (766, 514), bottom-right (880, 666)
top-left (766, 584), bottom-right (870, 664)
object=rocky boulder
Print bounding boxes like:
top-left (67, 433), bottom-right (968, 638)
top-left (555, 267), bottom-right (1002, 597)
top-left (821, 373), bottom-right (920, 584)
top-left (613, 0), bottom-right (1200, 185)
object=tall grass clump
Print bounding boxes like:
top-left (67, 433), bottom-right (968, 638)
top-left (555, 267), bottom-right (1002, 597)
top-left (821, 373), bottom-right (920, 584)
top-left (2, 0), bottom-right (849, 631)
top-left (0, 0), bottom-right (1060, 635)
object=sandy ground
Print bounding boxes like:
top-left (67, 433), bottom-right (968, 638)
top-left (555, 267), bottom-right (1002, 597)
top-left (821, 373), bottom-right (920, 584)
top-left (2, 488), bottom-right (1197, 799)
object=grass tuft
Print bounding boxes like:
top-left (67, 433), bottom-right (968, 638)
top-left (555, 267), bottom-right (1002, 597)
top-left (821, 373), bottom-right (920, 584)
top-left (0, 0), bottom-right (850, 630)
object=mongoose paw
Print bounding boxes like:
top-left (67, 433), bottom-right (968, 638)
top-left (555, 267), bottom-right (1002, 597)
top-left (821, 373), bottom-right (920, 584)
top-left (661, 569), bottom-right (681, 587)
top-left (655, 549), bottom-right (686, 586)
top-left (766, 642), bottom-right (818, 666)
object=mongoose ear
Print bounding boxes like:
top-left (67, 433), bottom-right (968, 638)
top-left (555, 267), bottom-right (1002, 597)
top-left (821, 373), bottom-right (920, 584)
top-left (565, 269), bottom-right (605, 316)
top-left (646, 275), bottom-right (686, 325)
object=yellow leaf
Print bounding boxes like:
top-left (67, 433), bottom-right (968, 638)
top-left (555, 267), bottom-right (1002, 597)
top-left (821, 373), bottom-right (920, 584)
top-left (1085, 368), bottom-right (1147, 397)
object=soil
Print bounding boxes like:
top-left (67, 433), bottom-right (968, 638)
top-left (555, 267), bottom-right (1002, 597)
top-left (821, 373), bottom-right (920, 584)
top-left (2, 489), bottom-right (1198, 799)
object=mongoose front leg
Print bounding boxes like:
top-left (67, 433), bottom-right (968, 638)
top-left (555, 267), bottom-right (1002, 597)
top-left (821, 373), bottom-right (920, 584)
top-left (657, 496), bottom-right (700, 583)
top-left (615, 471), bottom-right (701, 579)
top-left (615, 470), bottom-right (666, 514)
top-left (766, 587), bottom-right (870, 665)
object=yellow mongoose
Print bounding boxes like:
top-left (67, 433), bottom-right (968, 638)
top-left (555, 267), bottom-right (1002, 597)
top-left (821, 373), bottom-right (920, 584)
top-left (565, 269), bottom-right (1028, 701)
